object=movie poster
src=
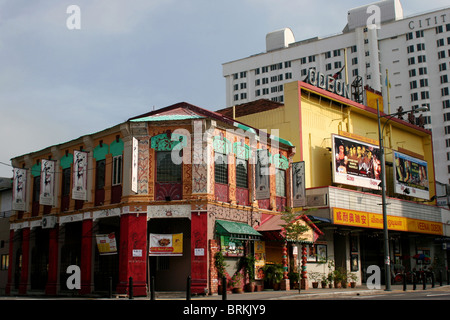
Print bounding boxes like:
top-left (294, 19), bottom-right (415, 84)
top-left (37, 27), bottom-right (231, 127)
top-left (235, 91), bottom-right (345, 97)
top-left (332, 134), bottom-right (381, 190)
top-left (72, 150), bottom-right (88, 200)
top-left (292, 161), bottom-right (306, 207)
top-left (12, 168), bottom-right (27, 211)
top-left (40, 159), bottom-right (56, 206)
top-left (255, 149), bottom-right (270, 200)
top-left (393, 151), bottom-right (429, 200)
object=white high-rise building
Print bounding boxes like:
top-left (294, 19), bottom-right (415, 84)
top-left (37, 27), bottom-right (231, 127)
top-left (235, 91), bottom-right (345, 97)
top-left (222, 0), bottom-right (450, 185)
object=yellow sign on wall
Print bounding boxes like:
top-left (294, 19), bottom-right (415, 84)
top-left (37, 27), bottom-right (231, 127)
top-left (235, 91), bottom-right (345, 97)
top-left (333, 208), bottom-right (442, 235)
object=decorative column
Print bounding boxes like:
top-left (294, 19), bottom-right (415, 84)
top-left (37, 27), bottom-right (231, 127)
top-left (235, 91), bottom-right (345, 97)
top-left (116, 212), bottom-right (147, 296)
top-left (280, 240), bottom-right (290, 290)
top-left (45, 227), bottom-right (59, 295)
top-left (80, 216), bottom-right (93, 295)
top-left (301, 244), bottom-right (308, 290)
top-left (18, 227), bottom-right (30, 295)
top-left (5, 229), bottom-right (14, 295)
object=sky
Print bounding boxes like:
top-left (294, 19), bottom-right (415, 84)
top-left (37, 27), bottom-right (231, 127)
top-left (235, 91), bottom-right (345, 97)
top-left (0, 0), bottom-right (449, 178)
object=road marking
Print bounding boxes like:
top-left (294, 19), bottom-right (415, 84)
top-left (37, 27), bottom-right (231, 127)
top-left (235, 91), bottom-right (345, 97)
top-left (426, 293), bottom-right (450, 297)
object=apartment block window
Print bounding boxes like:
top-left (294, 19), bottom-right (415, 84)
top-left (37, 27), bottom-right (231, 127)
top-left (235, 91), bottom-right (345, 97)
top-left (300, 57), bottom-right (307, 64)
top-left (418, 67), bottom-right (427, 75)
top-left (351, 45), bottom-right (357, 53)
top-left (442, 87), bottom-right (450, 97)
top-left (437, 38), bottom-right (445, 47)
top-left (214, 152), bottom-right (228, 184)
top-left (446, 139), bottom-right (450, 148)
top-left (240, 93), bottom-right (247, 99)
top-left (436, 26), bottom-right (444, 34)
top-left (352, 69), bottom-right (359, 77)
top-left (236, 158), bottom-right (248, 189)
top-left (408, 57), bottom-right (415, 65)
top-left (409, 69), bottom-right (416, 77)
top-left (301, 69), bottom-right (307, 76)
top-left (233, 73), bottom-right (238, 80)
top-left (335, 61), bottom-right (342, 69)
top-left (61, 167), bottom-right (71, 197)
top-left (444, 100), bottom-right (450, 109)
top-left (365, 51), bottom-right (370, 57)
top-left (410, 81), bottom-right (417, 89)
top-left (326, 63), bottom-right (332, 71)
top-left (352, 57), bottom-right (358, 65)
top-left (445, 125), bottom-right (450, 135)
top-left (255, 68), bottom-right (260, 75)
top-left (406, 32), bottom-right (413, 40)
top-left (262, 78), bottom-right (269, 84)
top-left (234, 94), bottom-right (239, 101)
top-left (255, 89), bottom-right (261, 97)
top-left (233, 84), bottom-right (238, 91)
top-left (440, 63), bottom-right (447, 71)
top-left (416, 30), bottom-right (424, 38)
top-left (308, 55), bottom-right (315, 63)
top-left (407, 45), bottom-right (414, 53)
top-left (262, 88), bottom-right (269, 95)
top-left (444, 112), bottom-right (450, 121)
top-left (418, 55), bottom-right (426, 63)
top-left (411, 92), bottom-right (418, 101)
top-left (417, 43), bottom-right (425, 51)
top-left (438, 51), bottom-right (446, 59)
top-left (285, 72), bottom-right (292, 79)
top-left (255, 79), bottom-right (260, 86)
top-left (421, 91), bottom-right (429, 99)
top-left (333, 49), bottom-right (341, 57)
top-left (325, 51), bottom-right (331, 59)
top-left (96, 160), bottom-right (106, 190)
top-left (420, 79), bottom-right (428, 87)
top-left (262, 66), bottom-right (268, 73)
top-left (240, 71), bottom-right (247, 78)
top-left (284, 61), bottom-right (291, 68)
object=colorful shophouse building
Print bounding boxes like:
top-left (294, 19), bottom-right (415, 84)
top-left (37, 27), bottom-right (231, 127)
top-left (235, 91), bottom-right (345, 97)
top-left (6, 102), bottom-right (321, 296)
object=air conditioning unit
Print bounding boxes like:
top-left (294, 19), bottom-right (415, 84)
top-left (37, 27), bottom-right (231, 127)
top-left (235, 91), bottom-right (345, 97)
top-left (42, 216), bottom-right (57, 229)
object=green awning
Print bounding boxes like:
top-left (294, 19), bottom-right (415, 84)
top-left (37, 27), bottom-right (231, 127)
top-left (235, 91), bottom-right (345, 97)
top-left (215, 220), bottom-right (261, 240)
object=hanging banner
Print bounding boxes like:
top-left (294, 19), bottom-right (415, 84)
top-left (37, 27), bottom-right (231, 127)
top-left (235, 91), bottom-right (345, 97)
top-left (40, 159), bottom-right (56, 206)
top-left (96, 233), bottom-right (118, 255)
top-left (255, 149), bottom-right (270, 200)
top-left (12, 168), bottom-right (27, 211)
top-left (332, 134), bottom-right (381, 190)
top-left (393, 151), bottom-right (429, 200)
top-left (72, 150), bottom-right (88, 200)
top-left (292, 161), bottom-right (306, 207)
top-left (149, 233), bottom-right (183, 256)
top-left (131, 137), bottom-right (138, 193)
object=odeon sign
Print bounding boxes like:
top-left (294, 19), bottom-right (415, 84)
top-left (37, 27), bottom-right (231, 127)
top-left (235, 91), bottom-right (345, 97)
top-left (305, 68), bottom-right (351, 100)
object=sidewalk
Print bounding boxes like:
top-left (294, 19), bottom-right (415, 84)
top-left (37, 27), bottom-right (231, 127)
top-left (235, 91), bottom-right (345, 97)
top-left (147, 283), bottom-right (450, 300)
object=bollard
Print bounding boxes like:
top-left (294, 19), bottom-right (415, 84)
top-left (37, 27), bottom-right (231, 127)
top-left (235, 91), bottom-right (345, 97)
top-left (431, 272), bottom-right (435, 288)
top-left (150, 276), bottom-right (155, 300)
top-left (412, 273), bottom-right (416, 290)
top-left (129, 277), bottom-right (134, 299)
top-left (222, 276), bottom-right (227, 301)
top-left (439, 270), bottom-right (443, 287)
top-left (109, 276), bottom-right (113, 298)
top-left (422, 273), bottom-right (426, 290)
top-left (186, 276), bottom-right (191, 300)
top-left (402, 272), bottom-right (407, 291)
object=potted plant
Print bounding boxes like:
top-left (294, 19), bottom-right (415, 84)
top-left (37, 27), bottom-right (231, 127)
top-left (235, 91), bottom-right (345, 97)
top-left (320, 274), bottom-right (329, 289)
top-left (309, 272), bottom-right (322, 288)
top-left (214, 251), bottom-right (228, 293)
top-left (348, 272), bottom-right (358, 288)
top-left (338, 267), bottom-right (348, 288)
top-left (333, 268), bottom-right (343, 288)
top-left (288, 271), bottom-right (299, 290)
top-left (262, 263), bottom-right (284, 290)
top-left (243, 255), bottom-right (256, 292)
top-left (230, 272), bottom-right (244, 293)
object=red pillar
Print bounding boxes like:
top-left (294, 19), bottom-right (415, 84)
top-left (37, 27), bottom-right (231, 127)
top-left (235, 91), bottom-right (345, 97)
top-left (18, 228), bottom-right (30, 295)
top-left (116, 213), bottom-right (147, 296)
top-left (45, 227), bottom-right (59, 295)
top-left (5, 229), bottom-right (14, 295)
top-left (191, 211), bottom-right (208, 295)
top-left (80, 219), bottom-right (93, 295)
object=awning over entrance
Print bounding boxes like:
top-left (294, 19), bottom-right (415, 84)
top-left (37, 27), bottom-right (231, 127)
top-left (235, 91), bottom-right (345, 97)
top-left (215, 220), bottom-right (262, 240)
top-left (256, 214), bottom-right (323, 243)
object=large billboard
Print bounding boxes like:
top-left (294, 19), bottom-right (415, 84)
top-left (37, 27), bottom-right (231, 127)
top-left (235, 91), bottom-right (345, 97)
top-left (393, 151), bottom-right (429, 200)
top-left (332, 134), bottom-right (381, 190)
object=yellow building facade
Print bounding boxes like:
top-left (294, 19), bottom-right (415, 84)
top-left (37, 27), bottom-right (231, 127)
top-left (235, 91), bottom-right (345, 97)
top-left (218, 80), bottom-right (448, 287)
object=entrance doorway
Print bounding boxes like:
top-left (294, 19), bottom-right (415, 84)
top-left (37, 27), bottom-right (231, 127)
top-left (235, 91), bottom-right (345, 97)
top-left (148, 218), bottom-right (191, 291)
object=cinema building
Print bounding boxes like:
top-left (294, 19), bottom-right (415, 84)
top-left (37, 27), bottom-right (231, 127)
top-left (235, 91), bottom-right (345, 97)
top-left (217, 80), bottom-right (450, 286)
top-left (6, 102), bottom-right (326, 296)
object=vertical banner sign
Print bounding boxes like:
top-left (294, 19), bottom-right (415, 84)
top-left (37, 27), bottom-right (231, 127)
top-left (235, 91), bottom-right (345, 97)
top-left (40, 159), bottom-right (56, 206)
top-left (393, 151), bottom-right (429, 200)
top-left (95, 233), bottom-right (118, 255)
top-left (12, 168), bottom-right (27, 211)
top-left (254, 241), bottom-right (266, 280)
top-left (292, 161), bottom-right (306, 207)
top-left (72, 150), bottom-right (88, 200)
top-left (131, 137), bottom-right (138, 193)
top-left (149, 233), bottom-right (183, 256)
top-left (255, 149), bottom-right (270, 200)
